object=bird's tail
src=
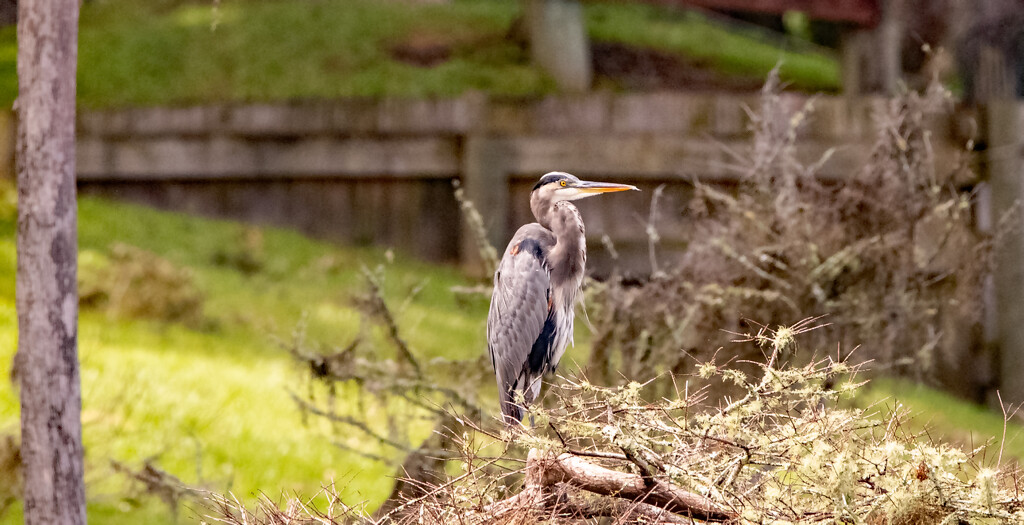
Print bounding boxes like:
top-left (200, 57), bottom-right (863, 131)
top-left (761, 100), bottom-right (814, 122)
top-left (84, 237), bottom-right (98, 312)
top-left (499, 374), bottom-right (542, 427)
top-left (499, 387), bottom-right (524, 427)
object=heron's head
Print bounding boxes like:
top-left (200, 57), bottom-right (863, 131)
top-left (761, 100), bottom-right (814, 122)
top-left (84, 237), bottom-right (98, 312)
top-left (531, 172), bottom-right (638, 203)
top-left (529, 172), bottom-right (638, 227)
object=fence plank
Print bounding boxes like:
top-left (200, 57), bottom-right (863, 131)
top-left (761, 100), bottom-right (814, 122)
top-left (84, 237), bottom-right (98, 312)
top-left (67, 94), bottom-right (973, 271)
top-left (987, 101), bottom-right (1024, 404)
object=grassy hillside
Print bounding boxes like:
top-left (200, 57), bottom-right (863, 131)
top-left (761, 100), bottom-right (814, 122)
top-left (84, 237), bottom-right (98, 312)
top-left (2, 184), bottom-right (1022, 523)
top-left (586, 2), bottom-right (838, 91)
top-left (0, 183), bottom-right (494, 524)
top-left (0, 0), bottom-right (839, 108)
top-left (855, 378), bottom-right (1024, 465)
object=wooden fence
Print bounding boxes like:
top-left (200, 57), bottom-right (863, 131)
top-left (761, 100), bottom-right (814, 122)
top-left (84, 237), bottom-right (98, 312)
top-left (69, 92), bottom-right (974, 277)
top-left (3, 91), bottom-right (1015, 402)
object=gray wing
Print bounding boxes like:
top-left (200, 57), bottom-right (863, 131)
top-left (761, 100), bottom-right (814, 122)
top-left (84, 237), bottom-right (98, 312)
top-left (487, 224), bottom-right (554, 424)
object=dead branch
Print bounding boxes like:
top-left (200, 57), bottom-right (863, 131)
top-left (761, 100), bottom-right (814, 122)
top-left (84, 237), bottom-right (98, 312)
top-left (555, 495), bottom-right (692, 524)
top-left (487, 449), bottom-right (736, 523)
top-left (291, 394), bottom-right (422, 456)
top-left (452, 179), bottom-right (500, 277)
top-left (112, 459), bottom-right (202, 520)
top-left (374, 413), bottom-right (460, 519)
top-left (357, 268), bottom-right (422, 377)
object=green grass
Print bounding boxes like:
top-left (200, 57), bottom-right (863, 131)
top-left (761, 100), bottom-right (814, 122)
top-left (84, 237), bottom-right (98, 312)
top-left (586, 3), bottom-right (839, 91)
top-left (853, 378), bottom-right (1024, 466)
top-left (0, 187), bottom-right (491, 524)
top-left (71, 0), bottom-right (546, 107)
top-left (0, 0), bottom-right (840, 108)
top-left (0, 185), bottom-right (1021, 523)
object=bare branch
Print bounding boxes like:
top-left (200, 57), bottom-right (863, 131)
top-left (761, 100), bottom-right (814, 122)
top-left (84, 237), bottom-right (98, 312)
top-left (487, 449), bottom-right (736, 523)
top-left (356, 267), bottom-right (423, 377)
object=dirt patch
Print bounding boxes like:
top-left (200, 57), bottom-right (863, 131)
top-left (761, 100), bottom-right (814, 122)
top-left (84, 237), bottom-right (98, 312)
top-left (388, 29), bottom-right (771, 92)
top-left (389, 32), bottom-right (454, 68)
top-left (591, 41), bottom-right (765, 92)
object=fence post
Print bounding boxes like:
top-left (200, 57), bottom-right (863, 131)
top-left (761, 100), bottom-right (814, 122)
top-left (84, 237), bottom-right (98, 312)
top-left (987, 100), bottom-right (1024, 404)
top-left (461, 135), bottom-right (511, 277)
top-left (838, 0), bottom-right (903, 95)
top-left (524, 0), bottom-right (591, 92)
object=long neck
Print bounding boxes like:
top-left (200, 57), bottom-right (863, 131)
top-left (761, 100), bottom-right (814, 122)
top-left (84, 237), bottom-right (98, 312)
top-left (546, 201), bottom-right (586, 290)
top-left (530, 191), bottom-right (554, 230)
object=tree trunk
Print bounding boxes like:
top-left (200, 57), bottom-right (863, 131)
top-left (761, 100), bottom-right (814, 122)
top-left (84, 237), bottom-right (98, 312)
top-left (15, 0), bottom-right (85, 523)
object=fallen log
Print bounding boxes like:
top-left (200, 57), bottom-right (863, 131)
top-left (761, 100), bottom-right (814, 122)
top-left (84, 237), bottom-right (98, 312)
top-left (486, 449), bottom-right (737, 523)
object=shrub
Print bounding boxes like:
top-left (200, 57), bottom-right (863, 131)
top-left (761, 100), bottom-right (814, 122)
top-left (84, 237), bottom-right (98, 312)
top-left (211, 227), bottom-right (265, 276)
top-left (210, 322), bottom-right (1024, 523)
top-left (79, 242), bottom-right (206, 327)
top-left (586, 76), bottom-right (1006, 394)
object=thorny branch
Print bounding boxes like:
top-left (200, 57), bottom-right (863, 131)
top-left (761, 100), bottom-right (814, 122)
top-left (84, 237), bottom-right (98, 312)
top-left (453, 179), bottom-right (500, 277)
top-left (355, 268), bottom-right (423, 377)
top-left (211, 320), bottom-right (1024, 524)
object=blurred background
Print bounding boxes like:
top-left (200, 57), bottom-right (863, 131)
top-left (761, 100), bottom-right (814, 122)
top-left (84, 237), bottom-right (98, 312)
top-left (2, 0), bottom-right (1024, 522)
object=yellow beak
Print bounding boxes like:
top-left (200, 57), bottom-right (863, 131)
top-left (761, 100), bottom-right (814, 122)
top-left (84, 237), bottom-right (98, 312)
top-left (573, 181), bottom-right (640, 194)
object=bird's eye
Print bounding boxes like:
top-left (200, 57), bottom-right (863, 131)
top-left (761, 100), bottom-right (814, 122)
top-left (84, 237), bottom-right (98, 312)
top-left (559, 180), bottom-right (566, 187)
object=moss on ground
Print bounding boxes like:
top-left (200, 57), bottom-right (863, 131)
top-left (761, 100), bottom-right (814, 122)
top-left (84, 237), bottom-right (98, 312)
top-left (0, 0), bottom-right (839, 108)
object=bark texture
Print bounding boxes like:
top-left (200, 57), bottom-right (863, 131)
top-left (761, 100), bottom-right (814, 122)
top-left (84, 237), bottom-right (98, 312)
top-left (486, 449), bottom-right (737, 523)
top-left (15, 0), bottom-right (85, 523)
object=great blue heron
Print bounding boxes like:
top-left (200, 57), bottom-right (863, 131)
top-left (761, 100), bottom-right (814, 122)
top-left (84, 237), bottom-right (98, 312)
top-left (487, 172), bottom-right (638, 425)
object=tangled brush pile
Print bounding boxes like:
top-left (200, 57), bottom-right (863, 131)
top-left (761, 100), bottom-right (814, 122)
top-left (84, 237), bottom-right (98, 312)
top-left (397, 322), bottom-right (1023, 524)
top-left (209, 321), bottom-right (1024, 524)
top-left (586, 74), bottom-right (1009, 395)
